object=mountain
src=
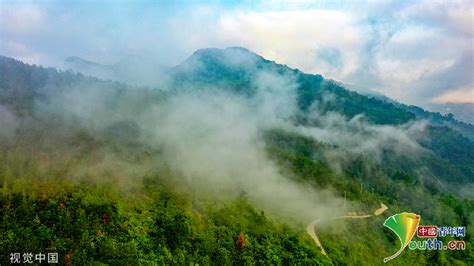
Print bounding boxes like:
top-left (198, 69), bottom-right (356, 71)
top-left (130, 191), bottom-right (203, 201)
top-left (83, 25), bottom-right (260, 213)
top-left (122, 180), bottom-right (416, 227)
top-left (3, 48), bottom-right (474, 185)
top-left (65, 55), bottom-right (166, 87)
top-left (171, 48), bottom-right (421, 124)
top-left (2, 48), bottom-right (474, 184)
top-left (0, 51), bottom-right (473, 264)
top-left (169, 48), bottom-right (474, 183)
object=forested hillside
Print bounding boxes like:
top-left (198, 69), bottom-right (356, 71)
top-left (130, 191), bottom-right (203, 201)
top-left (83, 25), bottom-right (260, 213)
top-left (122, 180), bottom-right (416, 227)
top-left (170, 48), bottom-right (474, 185)
top-left (0, 51), bottom-right (473, 264)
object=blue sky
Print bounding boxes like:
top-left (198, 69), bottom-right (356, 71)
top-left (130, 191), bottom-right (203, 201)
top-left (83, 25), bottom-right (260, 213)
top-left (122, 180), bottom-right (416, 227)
top-left (0, 0), bottom-right (473, 109)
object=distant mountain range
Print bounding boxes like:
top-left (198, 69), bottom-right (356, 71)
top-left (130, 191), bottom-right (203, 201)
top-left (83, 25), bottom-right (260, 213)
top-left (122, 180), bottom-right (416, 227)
top-left (65, 54), bottom-right (166, 87)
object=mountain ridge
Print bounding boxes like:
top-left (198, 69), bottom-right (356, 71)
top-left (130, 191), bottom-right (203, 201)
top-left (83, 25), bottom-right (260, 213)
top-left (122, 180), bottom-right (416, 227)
top-left (2, 50), bottom-right (473, 185)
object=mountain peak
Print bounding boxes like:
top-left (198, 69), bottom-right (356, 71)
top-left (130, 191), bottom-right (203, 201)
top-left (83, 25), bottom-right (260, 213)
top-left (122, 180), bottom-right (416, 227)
top-left (189, 47), bottom-right (261, 62)
top-left (173, 47), bottom-right (277, 77)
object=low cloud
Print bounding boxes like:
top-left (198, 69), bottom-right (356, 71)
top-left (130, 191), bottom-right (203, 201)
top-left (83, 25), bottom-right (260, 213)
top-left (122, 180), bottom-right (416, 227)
top-left (297, 109), bottom-right (427, 163)
top-left (30, 59), bottom-right (434, 224)
top-left (31, 68), bottom-right (345, 225)
top-left (0, 104), bottom-right (19, 141)
top-left (141, 89), bottom-right (341, 224)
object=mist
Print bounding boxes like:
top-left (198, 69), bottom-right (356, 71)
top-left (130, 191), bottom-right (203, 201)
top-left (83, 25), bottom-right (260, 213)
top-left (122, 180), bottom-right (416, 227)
top-left (142, 90), bottom-right (342, 224)
top-left (15, 46), bottom-right (438, 226)
top-left (0, 104), bottom-right (18, 141)
top-left (23, 66), bottom-right (347, 225)
top-left (298, 107), bottom-right (427, 161)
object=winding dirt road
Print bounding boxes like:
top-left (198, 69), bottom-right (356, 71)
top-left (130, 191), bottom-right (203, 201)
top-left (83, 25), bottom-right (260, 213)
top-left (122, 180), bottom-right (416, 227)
top-left (306, 203), bottom-right (388, 257)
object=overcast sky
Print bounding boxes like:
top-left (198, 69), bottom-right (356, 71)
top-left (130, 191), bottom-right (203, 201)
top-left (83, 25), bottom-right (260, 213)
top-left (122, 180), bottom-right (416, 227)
top-left (1, 0), bottom-right (473, 109)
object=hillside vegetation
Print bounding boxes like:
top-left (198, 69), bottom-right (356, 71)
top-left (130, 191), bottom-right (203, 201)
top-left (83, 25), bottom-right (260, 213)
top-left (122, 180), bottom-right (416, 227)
top-left (0, 50), bottom-right (473, 264)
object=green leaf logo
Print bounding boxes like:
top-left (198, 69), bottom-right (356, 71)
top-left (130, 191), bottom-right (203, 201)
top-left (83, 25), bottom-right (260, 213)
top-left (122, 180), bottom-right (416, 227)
top-left (383, 212), bottom-right (420, 263)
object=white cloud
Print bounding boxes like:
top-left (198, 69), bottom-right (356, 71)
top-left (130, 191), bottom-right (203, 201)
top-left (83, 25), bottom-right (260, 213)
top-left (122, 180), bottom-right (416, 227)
top-left (216, 9), bottom-right (362, 80)
top-left (0, 40), bottom-right (48, 65)
top-left (405, 0), bottom-right (474, 37)
top-left (432, 87), bottom-right (474, 104)
top-left (0, 4), bottom-right (45, 35)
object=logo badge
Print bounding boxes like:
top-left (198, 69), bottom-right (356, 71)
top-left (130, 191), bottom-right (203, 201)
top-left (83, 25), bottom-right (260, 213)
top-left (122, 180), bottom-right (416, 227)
top-left (383, 212), bottom-right (420, 262)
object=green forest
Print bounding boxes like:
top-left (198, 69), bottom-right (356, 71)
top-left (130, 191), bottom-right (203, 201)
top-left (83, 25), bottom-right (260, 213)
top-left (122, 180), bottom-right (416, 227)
top-left (0, 48), bottom-right (473, 264)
